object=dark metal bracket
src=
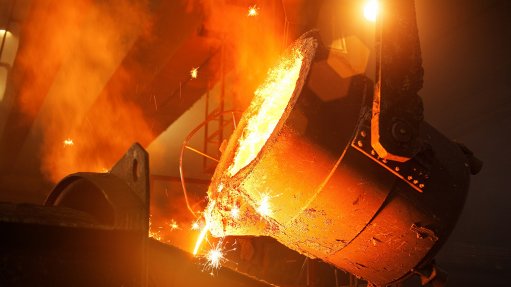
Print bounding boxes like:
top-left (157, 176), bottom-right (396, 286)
top-left (371, 0), bottom-right (425, 162)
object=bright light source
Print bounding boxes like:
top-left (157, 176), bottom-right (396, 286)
top-left (363, 0), bottom-right (379, 22)
top-left (206, 247), bottom-right (223, 270)
top-left (248, 5), bottom-right (259, 17)
top-left (191, 221), bottom-right (200, 230)
top-left (0, 29), bottom-right (11, 39)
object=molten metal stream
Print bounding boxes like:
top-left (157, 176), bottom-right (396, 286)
top-left (193, 224), bottom-right (209, 255)
top-left (200, 33), bottom-right (317, 241)
top-left (227, 46), bottom-right (304, 177)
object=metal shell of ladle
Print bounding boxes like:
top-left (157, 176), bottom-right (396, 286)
top-left (203, 31), bottom-right (472, 286)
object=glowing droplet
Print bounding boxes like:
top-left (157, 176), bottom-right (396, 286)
top-left (190, 67), bottom-right (199, 79)
top-left (63, 138), bottom-right (74, 146)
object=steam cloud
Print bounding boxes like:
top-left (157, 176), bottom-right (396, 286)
top-left (15, 0), bottom-right (290, 184)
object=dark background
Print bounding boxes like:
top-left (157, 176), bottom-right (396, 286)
top-left (416, 0), bottom-right (511, 285)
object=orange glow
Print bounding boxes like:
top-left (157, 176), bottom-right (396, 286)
top-left (363, 0), bottom-right (379, 22)
top-left (12, 1), bottom-right (154, 183)
top-left (195, 0), bottom-right (286, 110)
top-left (227, 47), bottom-right (304, 176)
top-left (247, 5), bottom-right (259, 17)
top-left (190, 67), bottom-right (198, 79)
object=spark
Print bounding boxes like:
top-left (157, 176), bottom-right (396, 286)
top-left (191, 221), bottom-right (200, 231)
top-left (193, 224), bottom-right (209, 255)
top-left (206, 245), bottom-right (224, 270)
top-left (149, 230), bottom-right (162, 241)
top-left (63, 138), bottom-right (74, 146)
top-left (247, 5), bottom-right (259, 17)
top-left (230, 206), bottom-right (240, 219)
top-left (201, 240), bottom-right (236, 275)
top-left (190, 67), bottom-right (199, 79)
top-left (149, 222), bottom-right (162, 240)
top-left (169, 219), bottom-right (179, 230)
top-left (149, 217), bottom-right (162, 241)
top-left (363, 0), bottom-right (379, 22)
top-left (256, 193), bottom-right (272, 217)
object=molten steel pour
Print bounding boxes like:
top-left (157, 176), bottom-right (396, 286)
top-left (227, 43), bottom-right (304, 176)
top-left (192, 34), bottom-right (317, 273)
top-left (193, 223), bottom-right (210, 256)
